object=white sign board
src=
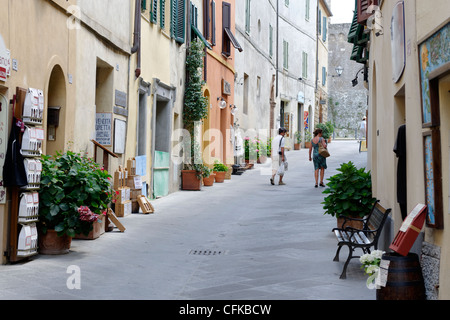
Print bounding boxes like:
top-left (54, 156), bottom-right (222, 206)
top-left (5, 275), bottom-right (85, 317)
top-left (0, 33), bottom-right (11, 82)
top-left (95, 113), bottom-right (112, 146)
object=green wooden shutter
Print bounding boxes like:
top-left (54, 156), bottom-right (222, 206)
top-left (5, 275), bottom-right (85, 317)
top-left (322, 67), bottom-right (326, 86)
top-left (318, 9), bottom-right (321, 35)
top-left (171, 0), bottom-right (185, 43)
top-left (151, 0), bottom-right (158, 23)
top-left (142, 0), bottom-right (147, 11)
top-left (160, 0), bottom-right (166, 28)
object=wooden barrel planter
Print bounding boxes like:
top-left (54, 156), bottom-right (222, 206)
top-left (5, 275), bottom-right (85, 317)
top-left (376, 252), bottom-right (426, 300)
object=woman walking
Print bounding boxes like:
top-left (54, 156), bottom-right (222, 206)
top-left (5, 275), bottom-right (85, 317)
top-left (308, 128), bottom-right (327, 188)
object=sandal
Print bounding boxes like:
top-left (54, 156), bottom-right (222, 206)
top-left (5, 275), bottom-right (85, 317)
top-left (270, 178), bottom-right (274, 185)
top-left (320, 183), bottom-right (325, 187)
top-left (315, 184), bottom-right (318, 188)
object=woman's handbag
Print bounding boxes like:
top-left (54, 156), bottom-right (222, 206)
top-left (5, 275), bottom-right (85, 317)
top-left (319, 143), bottom-right (330, 158)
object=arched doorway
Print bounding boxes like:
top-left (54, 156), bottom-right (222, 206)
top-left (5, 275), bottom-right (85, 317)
top-left (46, 65), bottom-right (66, 156)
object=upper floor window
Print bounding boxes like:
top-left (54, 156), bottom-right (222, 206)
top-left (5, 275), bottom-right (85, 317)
top-left (222, 1), bottom-right (242, 56)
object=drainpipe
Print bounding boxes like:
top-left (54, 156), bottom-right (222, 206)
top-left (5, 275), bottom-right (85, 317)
top-left (131, 0), bottom-right (141, 78)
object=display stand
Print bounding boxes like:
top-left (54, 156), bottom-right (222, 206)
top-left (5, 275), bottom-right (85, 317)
top-left (8, 87), bottom-right (43, 262)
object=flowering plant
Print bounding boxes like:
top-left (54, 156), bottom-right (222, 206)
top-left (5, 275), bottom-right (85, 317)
top-left (360, 250), bottom-right (385, 289)
top-left (39, 151), bottom-right (113, 237)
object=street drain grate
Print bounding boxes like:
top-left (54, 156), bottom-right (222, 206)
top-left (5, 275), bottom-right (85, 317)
top-left (189, 249), bottom-right (228, 256)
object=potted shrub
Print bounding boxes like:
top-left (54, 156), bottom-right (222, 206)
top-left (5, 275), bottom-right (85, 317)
top-left (213, 160), bottom-right (228, 183)
top-left (244, 137), bottom-right (257, 165)
top-left (202, 166), bottom-right (215, 187)
top-left (316, 122), bottom-right (330, 140)
top-left (38, 151), bottom-right (113, 254)
top-left (304, 129), bottom-right (312, 148)
top-left (322, 161), bottom-right (376, 228)
top-left (181, 39), bottom-right (209, 190)
top-left (256, 139), bottom-right (268, 163)
top-left (294, 131), bottom-right (302, 150)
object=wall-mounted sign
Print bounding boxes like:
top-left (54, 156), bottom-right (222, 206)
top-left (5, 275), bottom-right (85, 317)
top-left (222, 79), bottom-right (231, 95)
top-left (115, 90), bottom-right (127, 108)
top-left (95, 113), bottom-right (112, 146)
top-left (391, 1), bottom-right (405, 83)
top-left (114, 118), bottom-right (127, 154)
top-left (0, 33), bottom-right (10, 82)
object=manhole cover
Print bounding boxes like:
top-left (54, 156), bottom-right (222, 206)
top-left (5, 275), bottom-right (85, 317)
top-left (189, 249), bottom-right (228, 255)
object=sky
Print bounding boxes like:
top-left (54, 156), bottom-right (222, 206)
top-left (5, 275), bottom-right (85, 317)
top-left (329, 0), bottom-right (355, 24)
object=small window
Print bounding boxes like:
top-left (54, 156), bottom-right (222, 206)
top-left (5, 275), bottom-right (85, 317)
top-left (283, 40), bottom-right (289, 70)
top-left (305, 0), bottom-right (310, 21)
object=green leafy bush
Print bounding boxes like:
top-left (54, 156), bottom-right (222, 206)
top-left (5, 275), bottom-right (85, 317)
top-left (39, 151), bottom-right (113, 237)
top-left (322, 161), bottom-right (376, 218)
top-left (213, 160), bottom-right (229, 172)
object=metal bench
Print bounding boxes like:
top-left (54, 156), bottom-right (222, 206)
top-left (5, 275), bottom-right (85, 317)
top-left (332, 201), bottom-right (391, 279)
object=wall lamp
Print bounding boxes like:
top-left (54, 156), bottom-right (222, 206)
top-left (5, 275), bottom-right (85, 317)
top-left (230, 104), bottom-right (238, 115)
top-left (352, 67), bottom-right (365, 87)
top-left (217, 97), bottom-right (227, 109)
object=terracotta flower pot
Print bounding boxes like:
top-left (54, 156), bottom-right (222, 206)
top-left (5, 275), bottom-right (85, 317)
top-left (181, 170), bottom-right (202, 190)
top-left (203, 174), bottom-right (215, 186)
top-left (74, 217), bottom-right (106, 240)
top-left (214, 171), bottom-right (226, 183)
top-left (38, 229), bottom-right (72, 255)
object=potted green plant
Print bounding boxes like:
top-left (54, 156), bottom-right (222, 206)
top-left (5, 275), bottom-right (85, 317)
top-left (38, 151), bottom-right (113, 254)
top-left (294, 131), bottom-right (302, 150)
top-left (244, 137), bottom-right (257, 165)
top-left (316, 122), bottom-right (330, 140)
top-left (213, 160), bottom-right (228, 183)
top-left (202, 166), bottom-right (215, 187)
top-left (322, 161), bottom-right (376, 228)
top-left (256, 139), bottom-right (268, 163)
top-left (181, 38), bottom-right (209, 190)
top-left (304, 129), bottom-right (312, 148)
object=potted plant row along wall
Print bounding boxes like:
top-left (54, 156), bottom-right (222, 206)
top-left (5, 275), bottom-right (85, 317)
top-left (38, 151), bottom-right (113, 254)
top-left (322, 161), bottom-right (376, 229)
top-left (202, 167), bottom-right (215, 186)
top-left (304, 129), bottom-right (312, 148)
top-left (181, 39), bottom-right (209, 190)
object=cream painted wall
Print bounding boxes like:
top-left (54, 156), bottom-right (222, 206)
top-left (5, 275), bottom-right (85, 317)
top-left (369, 0), bottom-right (450, 299)
top-left (0, 0), bottom-right (76, 264)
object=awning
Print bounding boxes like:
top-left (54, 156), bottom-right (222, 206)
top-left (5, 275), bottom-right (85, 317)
top-left (191, 24), bottom-right (212, 50)
top-left (224, 27), bottom-right (243, 52)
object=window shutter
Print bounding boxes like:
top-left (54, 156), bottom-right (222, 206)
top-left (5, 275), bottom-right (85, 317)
top-left (322, 17), bottom-right (327, 42)
top-left (204, 0), bottom-right (210, 39)
top-left (322, 67), bottom-right (326, 86)
top-left (171, 0), bottom-right (185, 43)
top-left (142, 0), bottom-right (147, 11)
top-left (305, 0), bottom-right (310, 20)
top-left (211, 0), bottom-right (216, 46)
top-left (245, 0), bottom-right (251, 33)
top-left (151, 0), bottom-right (158, 23)
top-left (160, 0), bottom-right (166, 29)
top-left (269, 24), bottom-right (273, 58)
top-left (222, 2), bottom-right (231, 55)
top-left (357, 0), bottom-right (378, 24)
top-left (318, 9), bottom-right (321, 35)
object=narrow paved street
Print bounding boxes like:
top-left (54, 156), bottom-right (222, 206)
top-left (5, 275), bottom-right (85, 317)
top-left (0, 140), bottom-right (375, 301)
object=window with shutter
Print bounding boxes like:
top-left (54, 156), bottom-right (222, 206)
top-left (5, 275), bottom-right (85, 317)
top-left (222, 2), bottom-right (242, 56)
top-left (322, 67), bottom-right (326, 86)
top-left (142, 0), bottom-right (147, 11)
top-left (302, 51), bottom-right (308, 78)
top-left (318, 9), bottom-right (321, 35)
top-left (211, 0), bottom-right (216, 46)
top-left (160, 0), bottom-right (166, 29)
top-left (322, 16), bottom-right (327, 42)
top-left (203, 0), bottom-right (210, 40)
top-left (269, 24), bottom-right (273, 58)
top-left (357, 0), bottom-right (378, 24)
top-left (245, 0), bottom-right (251, 34)
top-left (171, 0), bottom-right (185, 44)
top-left (305, 0), bottom-right (310, 21)
top-left (283, 40), bottom-right (289, 70)
top-left (151, 0), bottom-right (158, 23)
